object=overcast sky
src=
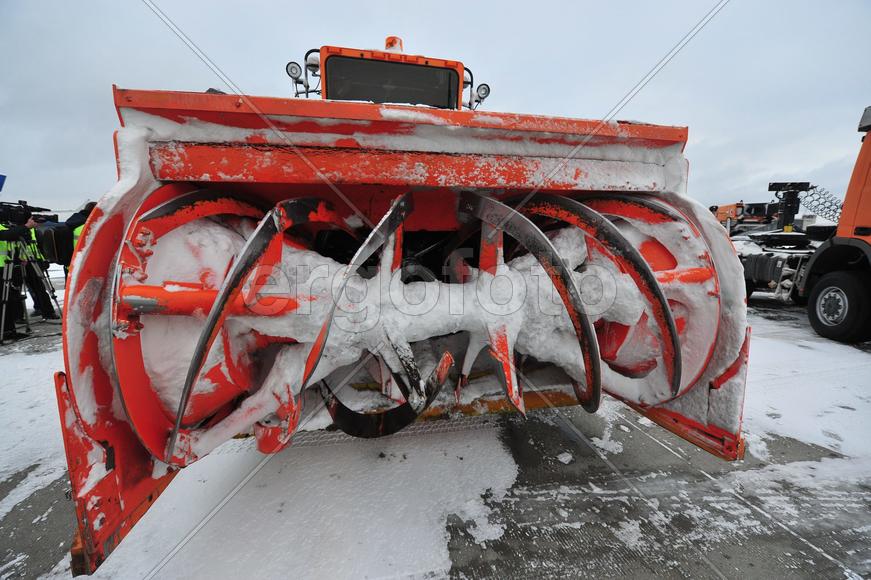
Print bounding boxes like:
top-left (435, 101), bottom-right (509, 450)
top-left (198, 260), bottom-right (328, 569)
top-left (1, 0), bottom-right (869, 212)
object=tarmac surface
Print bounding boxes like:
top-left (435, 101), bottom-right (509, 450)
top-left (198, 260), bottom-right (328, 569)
top-left (447, 406), bottom-right (863, 579)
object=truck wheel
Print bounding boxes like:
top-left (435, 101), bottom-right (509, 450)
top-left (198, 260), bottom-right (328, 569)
top-left (807, 271), bottom-right (871, 343)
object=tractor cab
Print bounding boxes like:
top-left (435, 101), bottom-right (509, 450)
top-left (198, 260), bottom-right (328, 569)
top-left (285, 36), bottom-right (490, 110)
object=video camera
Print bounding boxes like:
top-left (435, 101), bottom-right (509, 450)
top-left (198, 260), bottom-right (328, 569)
top-left (0, 200), bottom-right (58, 226)
top-left (0, 200), bottom-right (74, 265)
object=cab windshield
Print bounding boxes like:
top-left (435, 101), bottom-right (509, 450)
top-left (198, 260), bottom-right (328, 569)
top-left (324, 56), bottom-right (459, 109)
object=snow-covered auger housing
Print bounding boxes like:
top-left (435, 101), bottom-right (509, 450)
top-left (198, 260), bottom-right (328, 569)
top-left (56, 39), bottom-right (748, 574)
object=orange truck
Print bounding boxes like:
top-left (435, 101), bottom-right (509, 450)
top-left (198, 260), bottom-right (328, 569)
top-left (742, 106), bottom-right (871, 342)
top-left (57, 38), bottom-right (751, 574)
top-left (710, 200), bottom-right (778, 234)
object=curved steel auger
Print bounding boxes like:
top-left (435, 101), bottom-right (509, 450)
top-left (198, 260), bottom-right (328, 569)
top-left (517, 194), bottom-right (682, 397)
top-left (456, 191), bottom-right (603, 413)
top-left (322, 350), bottom-right (454, 438)
top-left (296, 193), bottom-right (420, 398)
top-left (246, 193), bottom-right (452, 444)
top-left (303, 192), bottom-right (457, 438)
top-left (112, 188), bottom-right (271, 464)
top-left (130, 189), bottom-right (269, 236)
top-left (577, 192), bottom-right (721, 398)
top-left (578, 193), bottom-right (696, 248)
top-left (166, 196), bottom-right (353, 461)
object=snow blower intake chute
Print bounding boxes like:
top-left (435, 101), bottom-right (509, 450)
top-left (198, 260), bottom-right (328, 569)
top-left (56, 38), bottom-right (749, 574)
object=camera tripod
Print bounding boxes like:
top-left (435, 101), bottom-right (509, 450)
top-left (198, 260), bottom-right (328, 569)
top-left (0, 239), bottom-right (63, 345)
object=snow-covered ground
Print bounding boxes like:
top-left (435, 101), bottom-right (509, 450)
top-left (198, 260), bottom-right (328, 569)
top-left (1, 296), bottom-right (869, 578)
top-left (0, 269), bottom-right (67, 525)
top-left (743, 306), bottom-right (871, 460)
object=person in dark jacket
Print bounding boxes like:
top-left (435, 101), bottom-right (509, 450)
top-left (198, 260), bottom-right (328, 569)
top-left (63, 201), bottom-right (96, 278)
top-left (65, 201), bottom-right (96, 231)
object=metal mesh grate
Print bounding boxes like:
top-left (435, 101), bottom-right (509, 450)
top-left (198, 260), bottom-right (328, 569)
top-left (292, 414), bottom-right (502, 448)
top-left (800, 186), bottom-right (843, 223)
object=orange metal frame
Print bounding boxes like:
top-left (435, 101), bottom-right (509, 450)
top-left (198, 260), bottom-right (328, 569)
top-left (112, 86), bottom-right (687, 232)
top-left (837, 125), bottom-right (871, 244)
top-left (113, 86), bottom-right (687, 144)
top-left (58, 80), bottom-right (748, 575)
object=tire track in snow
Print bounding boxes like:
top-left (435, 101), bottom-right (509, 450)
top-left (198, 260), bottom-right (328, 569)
top-left (619, 413), bottom-right (865, 579)
top-left (550, 413), bottom-right (731, 580)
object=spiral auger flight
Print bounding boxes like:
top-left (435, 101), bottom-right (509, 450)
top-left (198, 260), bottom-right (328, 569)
top-left (112, 190), bottom-right (704, 465)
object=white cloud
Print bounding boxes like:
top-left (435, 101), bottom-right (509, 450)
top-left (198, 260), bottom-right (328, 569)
top-left (1, 0), bottom-right (869, 211)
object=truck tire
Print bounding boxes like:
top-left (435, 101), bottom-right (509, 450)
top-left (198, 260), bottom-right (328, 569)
top-left (807, 271), bottom-right (871, 343)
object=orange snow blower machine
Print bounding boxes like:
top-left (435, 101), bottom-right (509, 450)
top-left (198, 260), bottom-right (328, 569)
top-left (56, 38), bottom-right (749, 574)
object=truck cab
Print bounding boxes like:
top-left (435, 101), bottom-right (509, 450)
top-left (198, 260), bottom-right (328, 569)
top-left (285, 37), bottom-right (490, 111)
top-left (799, 106), bottom-right (871, 341)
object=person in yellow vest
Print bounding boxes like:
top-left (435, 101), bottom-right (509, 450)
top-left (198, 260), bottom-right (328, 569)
top-left (23, 226), bottom-right (57, 320)
top-left (0, 218), bottom-right (34, 340)
top-left (64, 202), bottom-right (95, 279)
top-left (28, 228), bottom-right (44, 260)
top-left (73, 224), bottom-right (84, 250)
top-left (66, 201), bottom-right (95, 263)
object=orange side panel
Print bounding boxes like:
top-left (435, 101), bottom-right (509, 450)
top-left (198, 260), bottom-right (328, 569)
top-left (837, 131), bottom-right (871, 243)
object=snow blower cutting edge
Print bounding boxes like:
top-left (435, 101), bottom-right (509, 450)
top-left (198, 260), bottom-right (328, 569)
top-left (56, 38), bottom-right (749, 574)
